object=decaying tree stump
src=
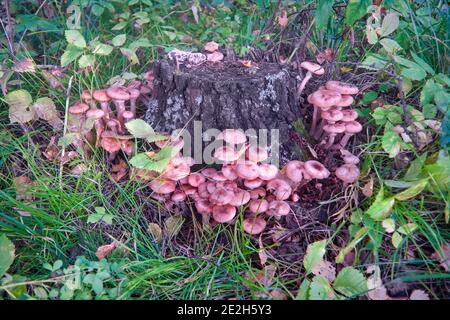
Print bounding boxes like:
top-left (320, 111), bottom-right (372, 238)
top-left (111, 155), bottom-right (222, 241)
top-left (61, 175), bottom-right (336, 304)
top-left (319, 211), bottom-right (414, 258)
top-left (145, 59), bottom-right (304, 163)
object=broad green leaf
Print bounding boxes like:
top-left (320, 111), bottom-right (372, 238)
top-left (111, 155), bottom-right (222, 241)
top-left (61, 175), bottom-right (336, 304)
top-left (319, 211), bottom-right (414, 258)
top-left (112, 34), bottom-right (126, 47)
top-left (361, 55), bottom-right (387, 70)
top-left (295, 279), bottom-right (311, 300)
top-left (92, 43), bottom-right (113, 56)
top-left (314, 0), bottom-right (334, 31)
top-left (434, 73), bottom-right (450, 87)
top-left (91, 4), bottom-right (104, 16)
top-left (120, 47), bottom-right (139, 64)
top-left (333, 267), bottom-right (368, 297)
top-left (65, 30), bottom-right (86, 48)
top-left (397, 223), bottom-right (418, 235)
top-left (420, 79), bottom-right (441, 106)
top-left (361, 90), bottom-right (378, 105)
top-left (411, 52), bottom-right (434, 75)
top-left (395, 179), bottom-right (428, 201)
top-left (382, 218), bottom-right (396, 233)
top-left (336, 227), bottom-right (369, 264)
top-left (404, 153), bottom-right (427, 181)
top-left (0, 234), bottom-right (15, 278)
top-left (112, 21), bottom-right (127, 31)
top-left (366, 26), bottom-right (378, 44)
top-left (422, 104), bottom-right (437, 119)
top-left (384, 180), bottom-right (416, 188)
top-left (129, 147), bottom-right (174, 173)
top-left (380, 38), bottom-right (402, 54)
top-left (5, 89), bottom-right (35, 124)
top-left (380, 13), bottom-right (399, 37)
top-left (78, 54), bottom-right (95, 68)
top-left (434, 91), bottom-right (449, 113)
top-left (366, 188), bottom-right (395, 221)
top-left (344, 0), bottom-right (371, 26)
top-left (310, 275), bottom-right (334, 300)
top-left (303, 239), bottom-right (327, 274)
top-left (129, 38), bottom-right (151, 51)
top-left (61, 44), bottom-right (84, 67)
top-left (391, 231), bottom-right (402, 248)
top-left (87, 207), bottom-right (114, 225)
top-left (382, 130), bottom-right (402, 158)
top-left (125, 119), bottom-right (154, 138)
top-left (394, 56), bottom-right (427, 81)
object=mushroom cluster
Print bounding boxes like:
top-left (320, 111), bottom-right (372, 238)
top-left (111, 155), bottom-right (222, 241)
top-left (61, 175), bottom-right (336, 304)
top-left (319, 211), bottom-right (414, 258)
top-left (146, 129), bottom-right (330, 235)
top-left (306, 79), bottom-right (362, 149)
top-left (67, 75), bottom-right (154, 161)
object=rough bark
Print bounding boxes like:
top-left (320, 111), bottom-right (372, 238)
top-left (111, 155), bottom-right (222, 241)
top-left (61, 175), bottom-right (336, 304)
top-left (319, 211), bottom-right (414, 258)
top-left (145, 59), bottom-right (303, 163)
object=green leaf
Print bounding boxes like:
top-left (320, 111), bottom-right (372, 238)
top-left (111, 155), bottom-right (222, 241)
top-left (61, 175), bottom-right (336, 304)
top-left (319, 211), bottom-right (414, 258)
top-left (380, 38), bottom-right (402, 54)
top-left (87, 207), bottom-right (114, 225)
top-left (129, 147), bottom-right (174, 173)
top-left (112, 34), bottom-right (126, 47)
top-left (61, 44), bottom-right (84, 67)
top-left (125, 119), bottom-right (154, 138)
top-left (404, 153), bottom-right (427, 181)
top-left (333, 267), bottom-right (367, 297)
top-left (112, 21), bottom-right (127, 31)
top-left (366, 189), bottom-right (395, 221)
top-left (314, 0), bottom-right (334, 31)
top-left (303, 240), bottom-right (327, 274)
top-left (129, 38), bottom-right (151, 51)
top-left (65, 30), bottom-right (86, 48)
top-left (366, 26), bottom-right (378, 44)
top-left (5, 89), bottom-right (35, 124)
top-left (295, 279), bottom-right (311, 300)
top-left (382, 218), bottom-right (396, 233)
top-left (422, 104), bottom-right (437, 119)
top-left (310, 275), bottom-right (334, 300)
top-left (336, 227), bottom-right (369, 264)
top-left (92, 43), bottom-right (113, 56)
top-left (391, 231), bottom-right (402, 248)
top-left (395, 179), bottom-right (428, 201)
top-left (384, 180), bottom-right (415, 188)
top-left (344, 0), bottom-right (371, 26)
top-left (0, 234), bottom-right (15, 278)
top-left (91, 4), bottom-right (104, 16)
top-left (420, 79), bottom-right (441, 106)
top-left (361, 55), bottom-right (387, 70)
top-left (434, 91), bottom-right (449, 113)
top-left (394, 56), bottom-right (427, 81)
top-left (382, 130), bottom-right (402, 158)
top-left (380, 13), bottom-right (399, 37)
top-left (120, 47), bottom-right (139, 64)
top-left (78, 54), bottom-right (95, 68)
top-left (361, 90), bottom-right (378, 104)
top-left (411, 52), bottom-right (434, 75)
top-left (397, 223), bottom-right (418, 235)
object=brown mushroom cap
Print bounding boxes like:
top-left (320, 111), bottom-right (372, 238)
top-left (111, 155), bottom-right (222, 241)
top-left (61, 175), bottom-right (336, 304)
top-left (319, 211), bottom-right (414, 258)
top-left (212, 204), bottom-right (236, 223)
top-left (267, 200), bottom-right (290, 216)
top-left (335, 163), bottom-right (360, 183)
top-left (93, 89), bottom-right (111, 102)
top-left (300, 61), bottom-right (325, 75)
top-left (81, 90), bottom-right (92, 102)
top-left (335, 95), bottom-right (354, 107)
top-left (321, 109), bottom-right (343, 123)
top-left (128, 88), bottom-right (140, 99)
top-left (308, 89), bottom-right (342, 109)
top-left (106, 86), bottom-right (130, 101)
top-left (344, 120), bottom-right (363, 134)
top-left (325, 81), bottom-right (359, 95)
top-left (204, 41), bottom-right (219, 53)
top-left (210, 188), bottom-right (234, 205)
top-left (100, 137), bottom-right (121, 152)
top-left (217, 129), bottom-right (247, 145)
top-left (86, 108), bottom-right (105, 119)
top-left (207, 51), bottom-right (224, 63)
top-left (69, 102), bottom-right (89, 115)
top-left (229, 188), bottom-right (251, 207)
top-left (341, 110), bottom-right (358, 122)
top-left (304, 160), bottom-right (330, 179)
top-left (150, 179), bottom-right (176, 194)
top-left (243, 216), bottom-right (267, 235)
top-left (285, 160), bottom-right (304, 183)
top-left (323, 122), bottom-right (346, 134)
top-left (214, 146), bottom-right (241, 163)
top-left (246, 146), bottom-right (269, 163)
top-left (235, 161), bottom-right (260, 180)
top-left (249, 199), bottom-right (269, 213)
top-left (258, 163), bottom-right (279, 180)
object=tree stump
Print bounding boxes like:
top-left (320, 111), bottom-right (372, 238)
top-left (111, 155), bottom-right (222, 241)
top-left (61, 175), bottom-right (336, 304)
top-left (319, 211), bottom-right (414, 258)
top-left (145, 59), bottom-right (303, 164)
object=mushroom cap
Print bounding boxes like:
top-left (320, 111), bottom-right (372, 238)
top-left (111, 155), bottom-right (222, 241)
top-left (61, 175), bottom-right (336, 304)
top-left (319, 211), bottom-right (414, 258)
top-left (93, 89), bottom-right (111, 102)
top-left (163, 162), bottom-right (190, 181)
top-left (243, 216), bottom-right (267, 235)
top-left (211, 171), bottom-right (228, 182)
top-left (210, 188), bottom-right (234, 205)
top-left (335, 164), bottom-right (360, 183)
top-left (267, 200), bottom-right (290, 216)
top-left (221, 165), bottom-right (238, 180)
top-left (344, 120), bottom-right (363, 134)
top-left (246, 146), bottom-right (269, 163)
top-left (304, 160), bottom-right (330, 179)
top-left (214, 146), bottom-right (241, 163)
top-left (323, 122), bottom-right (346, 134)
top-left (195, 199), bottom-right (213, 214)
top-left (86, 108), bottom-right (105, 119)
top-left (321, 109), bottom-right (343, 123)
top-left (285, 160), bottom-right (304, 183)
top-left (100, 137), bottom-right (121, 152)
top-left (229, 188), bottom-right (251, 206)
top-left (202, 168), bottom-right (218, 179)
top-left (207, 51), bottom-right (224, 63)
top-left (180, 184), bottom-right (197, 195)
top-left (69, 102), bottom-right (89, 115)
top-left (300, 61), bottom-right (325, 75)
top-left (258, 163), bottom-right (279, 180)
top-left (341, 109), bottom-right (358, 122)
top-left (249, 199), bottom-right (269, 213)
top-left (106, 86), bottom-right (130, 101)
top-left (128, 88), bottom-right (140, 99)
top-left (217, 129), bottom-right (247, 145)
top-left (122, 110), bottom-right (134, 121)
top-left (149, 179), bottom-right (176, 194)
top-left (235, 161), bottom-right (260, 180)
top-left (335, 95), bottom-right (354, 107)
top-left (204, 41), bottom-right (219, 53)
top-left (266, 178), bottom-right (292, 200)
top-left (250, 188), bottom-right (266, 200)
top-left (325, 81), bottom-right (359, 95)
top-left (308, 89), bottom-right (342, 109)
top-left (244, 178), bottom-right (264, 189)
top-left (171, 190), bottom-right (187, 202)
top-left (81, 90), bottom-right (92, 101)
top-left (212, 205), bottom-right (236, 223)
top-left (188, 173), bottom-right (205, 187)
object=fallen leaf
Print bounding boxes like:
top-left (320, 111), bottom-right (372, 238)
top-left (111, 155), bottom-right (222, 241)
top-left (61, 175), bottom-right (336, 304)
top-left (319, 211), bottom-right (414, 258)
top-left (238, 59), bottom-right (252, 68)
top-left (312, 260), bottom-right (336, 282)
top-left (43, 136), bottom-right (60, 160)
top-left (431, 243), bottom-right (450, 272)
top-left (164, 215), bottom-right (184, 238)
top-left (147, 223), bottom-right (162, 241)
top-left (277, 10), bottom-right (288, 28)
top-left (95, 242), bottom-right (117, 260)
top-left (270, 289), bottom-right (288, 300)
top-left (362, 177), bottom-right (374, 197)
top-left (258, 236), bottom-right (268, 265)
top-left (316, 48), bottom-right (334, 64)
top-left (409, 289), bottom-right (430, 300)
top-left (13, 58), bottom-right (36, 73)
top-left (71, 163), bottom-right (87, 176)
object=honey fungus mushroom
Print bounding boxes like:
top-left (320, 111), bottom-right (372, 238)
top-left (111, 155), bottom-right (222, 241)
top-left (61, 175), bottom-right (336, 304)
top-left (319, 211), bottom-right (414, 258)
top-left (298, 61), bottom-right (325, 95)
top-left (335, 163), bottom-right (360, 184)
top-left (243, 216), bottom-right (267, 235)
top-left (308, 89), bottom-right (342, 134)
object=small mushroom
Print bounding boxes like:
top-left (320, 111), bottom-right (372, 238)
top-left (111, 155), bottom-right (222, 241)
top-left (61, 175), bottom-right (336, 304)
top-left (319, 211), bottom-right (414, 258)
top-left (235, 161), bottom-right (260, 180)
top-left (322, 122), bottom-right (346, 148)
top-left (244, 178), bottom-right (264, 189)
top-left (340, 149), bottom-right (360, 165)
top-left (93, 89), bottom-right (112, 120)
top-left (204, 41), bottom-right (219, 53)
top-left (229, 188), bottom-right (251, 207)
top-left (221, 165), bottom-right (238, 180)
top-left (100, 136), bottom-right (121, 161)
top-left (188, 173), bottom-right (205, 187)
top-left (258, 163), bottom-right (278, 180)
top-left (315, 109), bottom-right (343, 139)
top-left (335, 95), bottom-right (354, 108)
top-left (171, 190), bottom-right (187, 202)
top-left (341, 109), bottom-right (358, 122)
top-left (106, 86), bottom-right (130, 127)
top-left (210, 188), bottom-right (234, 205)
top-left (68, 102), bottom-right (89, 133)
top-left (122, 110), bottom-right (134, 123)
top-left (212, 205), bottom-right (236, 223)
top-left (339, 120), bottom-right (363, 148)
top-left (150, 179), bottom-right (176, 194)
top-left (335, 163), bottom-right (360, 184)
top-left (307, 89), bottom-right (342, 134)
top-left (217, 129), bottom-right (247, 145)
top-left (325, 81), bottom-right (359, 95)
top-left (250, 188), bottom-right (266, 200)
top-left (86, 109), bottom-right (105, 147)
top-left (207, 51), bottom-right (224, 63)
top-left (298, 61), bottom-right (325, 95)
top-left (266, 179), bottom-right (292, 201)
top-left (267, 200), bottom-right (290, 217)
top-left (249, 199), bottom-right (269, 214)
top-left (195, 199), bottom-right (213, 214)
top-left (243, 216), bottom-right (267, 235)
top-left (304, 160), bottom-right (330, 180)
top-left (128, 88), bottom-right (140, 116)
top-left (284, 160), bottom-right (304, 183)
top-left (214, 146), bottom-right (241, 163)
top-left (246, 146), bottom-right (269, 163)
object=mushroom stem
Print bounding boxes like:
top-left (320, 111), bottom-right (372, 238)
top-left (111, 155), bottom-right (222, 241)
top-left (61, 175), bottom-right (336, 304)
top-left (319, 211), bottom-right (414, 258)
top-left (324, 133), bottom-right (337, 148)
top-left (309, 105), bottom-right (320, 135)
top-left (298, 71), bottom-right (312, 96)
top-left (100, 102), bottom-right (111, 120)
top-left (314, 119), bottom-right (326, 140)
top-left (114, 101), bottom-right (126, 130)
top-left (94, 120), bottom-right (104, 147)
top-left (339, 133), bottom-right (353, 148)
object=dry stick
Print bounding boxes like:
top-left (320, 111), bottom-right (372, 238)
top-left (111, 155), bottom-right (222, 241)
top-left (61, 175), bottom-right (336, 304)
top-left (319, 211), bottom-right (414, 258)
top-left (59, 75), bottom-right (74, 189)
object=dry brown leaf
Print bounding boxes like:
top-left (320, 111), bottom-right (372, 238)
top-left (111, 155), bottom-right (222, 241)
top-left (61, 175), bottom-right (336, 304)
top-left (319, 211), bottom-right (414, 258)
top-left (362, 177), bottom-right (374, 197)
top-left (13, 58), bottom-right (36, 73)
top-left (238, 59), bottom-right (252, 68)
top-left (71, 164), bottom-right (87, 176)
top-left (43, 136), bottom-right (60, 161)
top-left (312, 260), bottom-right (336, 282)
top-left (431, 243), bottom-right (450, 272)
top-left (270, 289), bottom-right (288, 300)
top-left (147, 223), bottom-right (162, 241)
top-left (277, 10), bottom-right (288, 28)
top-left (258, 236), bottom-right (268, 265)
top-left (95, 242), bottom-right (117, 260)
top-left (316, 48), bottom-right (334, 64)
top-left (409, 289), bottom-right (430, 300)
